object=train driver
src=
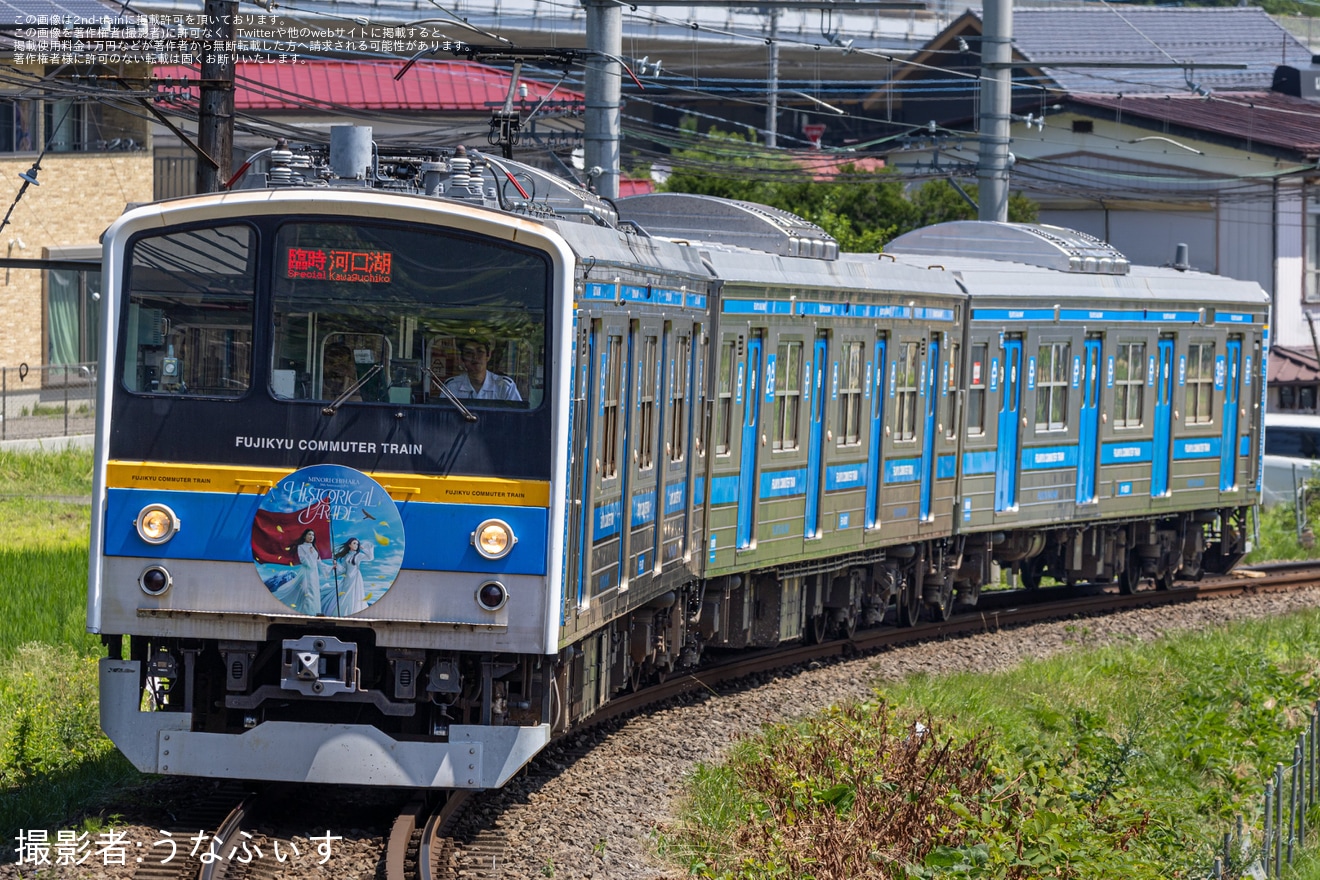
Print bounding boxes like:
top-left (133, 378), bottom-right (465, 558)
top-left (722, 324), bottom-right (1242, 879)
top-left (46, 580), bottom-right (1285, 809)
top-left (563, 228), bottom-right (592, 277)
top-left (322, 343), bottom-right (363, 402)
top-left (445, 338), bottom-right (522, 401)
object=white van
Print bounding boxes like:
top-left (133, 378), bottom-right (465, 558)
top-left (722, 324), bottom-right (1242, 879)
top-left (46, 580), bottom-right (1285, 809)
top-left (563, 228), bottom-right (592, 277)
top-left (1262, 413), bottom-right (1320, 506)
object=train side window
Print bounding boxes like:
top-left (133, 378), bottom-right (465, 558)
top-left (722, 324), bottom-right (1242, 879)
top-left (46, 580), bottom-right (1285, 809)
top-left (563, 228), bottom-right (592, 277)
top-left (122, 225), bottom-right (255, 397)
top-left (1114, 341), bottom-right (1146, 428)
top-left (669, 334), bottom-right (690, 463)
top-left (714, 339), bottom-right (736, 455)
top-left (966, 343), bottom-right (987, 437)
top-left (773, 339), bottom-right (803, 451)
top-left (638, 335), bottom-right (658, 470)
top-left (1035, 341), bottom-right (1070, 432)
top-left (894, 341), bottom-right (919, 442)
top-left (838, 341), bottom-right (863, 446)
top-left (1186, 342), bottom-right (1215, 425)
top-left (602, 334), bottom-right (623, 479)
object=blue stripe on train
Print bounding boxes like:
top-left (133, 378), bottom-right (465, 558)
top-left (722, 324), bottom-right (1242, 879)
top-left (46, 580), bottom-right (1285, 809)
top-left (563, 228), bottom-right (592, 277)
top-left (963, 450), bottom-right (995, 475)
top-left (1174, 437), bottom-right (1221, 460)
top-left (1101, 441), bottom-right (1153, 465)
top-left (761, 468), bottom-right (807, 498)
top-left (104, 487), bottom-right (548, 574)
top-left (824, 464), bottom-right (866, 491)
top-left (1021, 444), bottom-right (1078, 471)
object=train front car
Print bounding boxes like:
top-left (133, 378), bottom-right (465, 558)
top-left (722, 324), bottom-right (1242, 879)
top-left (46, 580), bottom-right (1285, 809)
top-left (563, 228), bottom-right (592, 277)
top-left (88, 185), bottom-right (574, 788)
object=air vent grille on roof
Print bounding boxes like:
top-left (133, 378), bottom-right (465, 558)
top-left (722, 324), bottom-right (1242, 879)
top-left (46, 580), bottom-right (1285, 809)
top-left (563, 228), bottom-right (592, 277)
top-left (616, 193), bottom-right (839, 261)
top-left (885, 221), bottom-right (1130, 275)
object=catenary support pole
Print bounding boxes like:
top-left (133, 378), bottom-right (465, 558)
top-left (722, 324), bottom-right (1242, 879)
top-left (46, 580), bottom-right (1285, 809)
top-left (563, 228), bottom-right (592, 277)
top-left (977, 0), bottom-right (1012, 222)
top-left (583, 0), bottom-right (622, 199)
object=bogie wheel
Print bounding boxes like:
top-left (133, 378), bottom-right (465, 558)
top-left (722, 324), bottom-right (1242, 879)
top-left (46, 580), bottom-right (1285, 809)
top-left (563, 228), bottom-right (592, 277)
top-left (1019, 558), bottom-right (1042, 590)
top-left (897, 566), bottom-right (923, 628)
top-left (929, 574), bottom-right (955, 622)
top-left (1118, 552), bottom-right (1141, 595)
top-left (1155, 567), bottom-right (1175, 591)
top-left (839, 605), bottom-right (859, 639)
top-left (807, 613), bottom-right (829, 645)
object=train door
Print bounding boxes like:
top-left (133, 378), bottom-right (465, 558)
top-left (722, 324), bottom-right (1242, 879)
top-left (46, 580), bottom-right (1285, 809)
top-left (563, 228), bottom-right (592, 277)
top-left (736, 333), bottom-right (764, 549)
top-left (995, 336), bottom-right (1022, 512)
top-left (624, 324), bottom-right (662, 582)
top-left (1152, 336), bottom-right (1175, 497)
top-left (919, 337), bottom-right (940, 521)
top-left (573, 320), bottom-right (597, 607)
top-left (586, 324), bottom-right (629, 598)
top-left (661, 325), bottom-right (695, 568)
top-left (1220, 337), bottom-right (1242, 492)
top-left (1252, 336), bottom-right (1265, 494)
top-left (616, 325), bottom-right (640, 586)
top-left (864, 336), bottom-right (887, 529)
top-left (804, 334), bottom-right (828, 538)
top-left (1076, 336), bottom-right (1102, 505)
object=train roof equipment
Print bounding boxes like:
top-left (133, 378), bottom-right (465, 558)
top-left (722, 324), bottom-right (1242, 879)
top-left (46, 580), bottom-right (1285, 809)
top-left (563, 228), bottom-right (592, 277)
top-left (885, 221), bottom-right (1130, 275)
top-left (613, 192), bottom-right (840, 261)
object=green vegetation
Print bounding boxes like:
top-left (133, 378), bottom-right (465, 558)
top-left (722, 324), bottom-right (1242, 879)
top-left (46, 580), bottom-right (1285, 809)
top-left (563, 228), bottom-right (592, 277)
top-left (654, 123), bottom-right (1038, 251)
top-left (0, 447), bottom-right (138, 840)
top-left (666, 612), bottom-right (1320, 879)
top-left (0, 446), bottom-right (93, 500)
top-left (1248, 472), bottom-right (1320, 564)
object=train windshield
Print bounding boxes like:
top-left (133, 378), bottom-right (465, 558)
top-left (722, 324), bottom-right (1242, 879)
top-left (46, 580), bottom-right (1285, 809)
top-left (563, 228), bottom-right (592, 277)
top-left (271, 221), bottom-right (549, 409)
top-left (119, 219), bottom-right (551, 411)
top-left (121, 225), bottom-right (256, 397)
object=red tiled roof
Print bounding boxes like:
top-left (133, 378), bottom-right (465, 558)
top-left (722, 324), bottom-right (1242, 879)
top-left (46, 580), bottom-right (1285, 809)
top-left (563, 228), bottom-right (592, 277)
top-left (618, 177), bottom-right (654, 197)
top-left (1069, 92), bottom-right (1320, 159)
top-left (795, 154), bottom-right (886, 181)
top-left (1272, 345), bottom-right (1320, 384)
top-left (153, 60), bottom-right (583, 113)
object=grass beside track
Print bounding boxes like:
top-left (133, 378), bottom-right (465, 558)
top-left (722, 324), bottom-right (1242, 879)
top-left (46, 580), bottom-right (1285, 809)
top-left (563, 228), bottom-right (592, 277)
top-left (666, 611), bottom-right (1320, 879)
top-left (0, 448), bottom-right (139, 842)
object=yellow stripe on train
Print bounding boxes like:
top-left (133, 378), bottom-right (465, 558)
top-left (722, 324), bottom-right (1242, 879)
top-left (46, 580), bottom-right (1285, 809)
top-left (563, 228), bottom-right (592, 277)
top-left (105, 461), bottom-right (550, 506)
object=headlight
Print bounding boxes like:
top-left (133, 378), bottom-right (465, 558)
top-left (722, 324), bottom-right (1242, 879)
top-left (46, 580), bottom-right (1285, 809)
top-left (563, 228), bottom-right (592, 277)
top-left (472, 518), bottom-right (516, 560)
top-left (135, 503), bottom-right (180, 545)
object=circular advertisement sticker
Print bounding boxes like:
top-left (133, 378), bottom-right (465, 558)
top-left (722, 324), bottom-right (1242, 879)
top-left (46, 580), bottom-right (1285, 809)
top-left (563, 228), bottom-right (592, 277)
top-left (251, 464), bottom-right (404, 617)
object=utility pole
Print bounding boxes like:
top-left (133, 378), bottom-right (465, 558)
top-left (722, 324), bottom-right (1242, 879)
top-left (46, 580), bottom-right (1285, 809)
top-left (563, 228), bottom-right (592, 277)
top-left (196, 0), bottom-right (236, 193)
top-left (766, 8), bottom-right (780, 148)
top-left (581, 1), bottom-right (921, 199)
top-left (977, 0), bottom-right (1012, 222)
top-left (583, 0), bottom-right (622, 199)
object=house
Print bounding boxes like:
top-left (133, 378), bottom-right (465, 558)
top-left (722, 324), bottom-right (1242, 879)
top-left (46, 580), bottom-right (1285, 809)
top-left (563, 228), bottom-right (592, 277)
top-left (0, 0), bottom-right (154, 374)
top-left (874, 7), bottom-right (1320, 353)
top-left (150, 58), bottom-right (588, 197)
top-left (1269, 345), bottom-right (1320, 412)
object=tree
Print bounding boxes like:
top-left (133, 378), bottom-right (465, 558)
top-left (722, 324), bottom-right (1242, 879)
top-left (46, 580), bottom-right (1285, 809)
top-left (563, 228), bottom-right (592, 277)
top-left (655, 124), bottom-right (1039, 252)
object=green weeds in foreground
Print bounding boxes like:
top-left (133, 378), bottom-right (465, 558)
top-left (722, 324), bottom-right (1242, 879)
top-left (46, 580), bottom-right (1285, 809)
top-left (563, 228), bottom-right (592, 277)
top-left (0, 643), bottom-right (137, 838)
top-left (0, 448), bottom-right (131, 836)
top-left (666, 612), bottom-right (1320, 879)
top-left (0, 447), bottom-right (91, 499)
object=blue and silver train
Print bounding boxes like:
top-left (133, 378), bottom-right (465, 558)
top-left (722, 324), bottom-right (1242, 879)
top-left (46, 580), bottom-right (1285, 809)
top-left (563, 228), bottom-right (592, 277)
top-left (87, 133), bottom-right (1269, 788)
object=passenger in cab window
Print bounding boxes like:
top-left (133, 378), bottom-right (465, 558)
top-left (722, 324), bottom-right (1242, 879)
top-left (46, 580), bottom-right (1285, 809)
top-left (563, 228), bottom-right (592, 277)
top-left (446, 338), bottom-right (522, 401)
top-left (323, 343), bottom-right (362, 402)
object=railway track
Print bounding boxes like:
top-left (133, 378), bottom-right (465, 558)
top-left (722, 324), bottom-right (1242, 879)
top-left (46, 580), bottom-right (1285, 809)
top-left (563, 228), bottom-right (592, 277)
top-left (376, 560), bottom-right (1320, 880)
top-left (120, 562), bottom-right (1319, 880)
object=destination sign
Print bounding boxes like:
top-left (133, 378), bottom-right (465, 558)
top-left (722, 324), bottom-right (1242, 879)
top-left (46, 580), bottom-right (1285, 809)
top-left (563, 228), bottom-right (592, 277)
top-left (286, 247), bottom-right (392, 283)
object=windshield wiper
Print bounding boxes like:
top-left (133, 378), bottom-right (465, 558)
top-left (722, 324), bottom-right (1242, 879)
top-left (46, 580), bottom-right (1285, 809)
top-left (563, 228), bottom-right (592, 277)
top-left (321, 363), bottom-right (383, 415)
top-left (424, 367), bottom-right (478, 422)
